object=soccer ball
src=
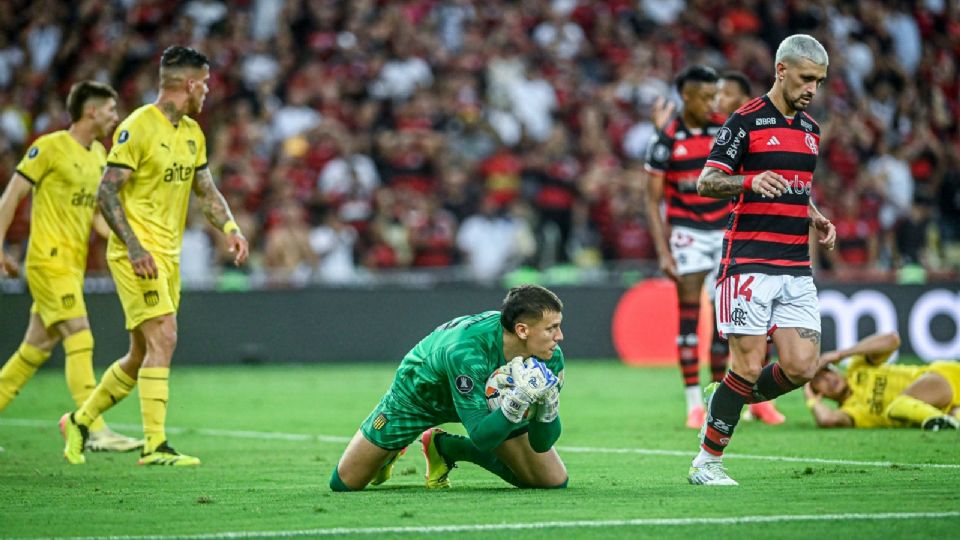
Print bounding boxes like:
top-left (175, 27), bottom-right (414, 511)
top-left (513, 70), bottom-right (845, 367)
top-left (485, 367), bottom-right (538, 419)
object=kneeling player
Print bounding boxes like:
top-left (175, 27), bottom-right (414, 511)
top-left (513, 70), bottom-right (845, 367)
top-left (805, 331), bottom-right (960, 430)
top-left (330, 284), bottom-right (568, 491)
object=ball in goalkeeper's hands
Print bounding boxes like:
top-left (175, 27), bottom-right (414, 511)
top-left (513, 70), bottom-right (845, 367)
top-left (484, 367), bottom-right (538, 420)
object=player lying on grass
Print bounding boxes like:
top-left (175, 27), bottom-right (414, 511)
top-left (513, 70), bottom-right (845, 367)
top-left (804, 331), bottom-right (959, 430)
top-left (330, 284), bottom-right (568, 491)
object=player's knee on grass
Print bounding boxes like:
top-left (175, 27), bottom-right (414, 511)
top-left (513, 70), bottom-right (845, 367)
top-left (329, 466), bottom-right (360, 492)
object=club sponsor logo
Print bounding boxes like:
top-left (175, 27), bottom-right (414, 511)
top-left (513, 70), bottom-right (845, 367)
top-left (755, 117), bottom-right (776, 126)
top-left (785, 175), bottom-right (813, 196)
top-left (71, 187), bottom-right (96, 208)
top-left (800, 118), bottom-right (813, 131)
top-left (455, 375), bottom-right (474, 394)
top-left (163, 163), bottom-right (194, 183)
top-left (766, 136), bottom-right (781, 146)
top-left (724, 128), bottom-right (748, 159)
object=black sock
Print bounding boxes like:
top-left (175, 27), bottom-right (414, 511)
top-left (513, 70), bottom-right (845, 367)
top-left (701, 371), bottom-right (752, 456)
top-left (678, 301), bottom-right (700, 387)
top-left (754, 362), bottom-right (800, 401)
top-left (435, 432), bottom-right (524, 487)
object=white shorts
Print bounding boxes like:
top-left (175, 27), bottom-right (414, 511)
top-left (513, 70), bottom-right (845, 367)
top-left (671, 226), bottom-right (724, 299)
top-left (714, 273), bottom-right (821, 337)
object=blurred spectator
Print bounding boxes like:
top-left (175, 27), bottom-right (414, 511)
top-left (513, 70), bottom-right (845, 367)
top-left (309, 210), bottom-right (358, 284)
top-left (0, 0), bottom-right (955, 287)
top-left (457, 197), bottom-right (535, 282)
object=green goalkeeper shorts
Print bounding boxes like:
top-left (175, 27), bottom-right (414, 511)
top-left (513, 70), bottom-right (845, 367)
top-left (360, 394), bottom-right (437, 451)
top-left (360, 393), bottom-right (531, 451)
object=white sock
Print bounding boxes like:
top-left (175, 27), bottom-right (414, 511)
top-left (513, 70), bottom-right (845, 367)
top-left (685, 386), bottom-right (702, 411)
top-left (692, 449), bottom-right (720, 468)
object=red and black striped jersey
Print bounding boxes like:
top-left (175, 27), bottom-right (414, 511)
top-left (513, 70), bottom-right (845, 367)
top-left (644, 117), bottom-right (731, 230)
top-left (704, 95), bottom-right (820, 279)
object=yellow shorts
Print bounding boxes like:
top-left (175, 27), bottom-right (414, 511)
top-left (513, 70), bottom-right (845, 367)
top-left (107, 255), bottom-right (180, 330)
top-left (25, 264), bottom-right (87, 327)
top-left (928, 361), bottom-right (960, 409)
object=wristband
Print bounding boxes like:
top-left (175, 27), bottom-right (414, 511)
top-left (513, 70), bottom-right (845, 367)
top-left (222, 220), bottom-right (240, 235)
top-left (743, 175), bottom-right (755, 192)
top-left (805, 398), bottom-right (818, 409)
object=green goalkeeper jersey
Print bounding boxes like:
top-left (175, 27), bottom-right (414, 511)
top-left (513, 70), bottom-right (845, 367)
top-left (387, 311), bottom-right (565, 432)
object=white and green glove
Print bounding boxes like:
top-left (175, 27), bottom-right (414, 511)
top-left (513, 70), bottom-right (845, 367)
top-left (499, 357), bottom-right (558, 423)
top-left (535, 386), bottom-right (560, 423)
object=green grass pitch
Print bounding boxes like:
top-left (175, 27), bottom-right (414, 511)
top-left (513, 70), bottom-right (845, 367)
top-left (1, 360), bottom-right (958, 539)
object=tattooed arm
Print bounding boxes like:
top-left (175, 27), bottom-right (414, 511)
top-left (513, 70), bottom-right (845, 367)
top-left (192, 168), bottom-right (249, 266)
top-left (98, 166), bottom-right (157, 279)
top-left (697, 166), bottom-right (790, 199)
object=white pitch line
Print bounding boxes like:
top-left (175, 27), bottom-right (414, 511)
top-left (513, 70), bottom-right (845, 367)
top-left (31, 511), bottom-right (960, 540)
top-left (3, 417), bottom-right (959, 470)
top-left (558, 445), bottom-right (960, 469)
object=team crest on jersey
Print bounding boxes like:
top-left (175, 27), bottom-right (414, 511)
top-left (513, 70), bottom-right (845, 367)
top-left (61, 294), bottom-right (75, 309)
top-left (143, 290), bottom-right (159, 306)
top-left (187, 140), bottom-right (197, 155)
top-left (118, 130), bottom-right (129, 144)
top-left (652, 143), bottom-right (670, 161)
top-left (373, 412), bottom-right (389, 430)
top-left (455, 375), bottom-right (474, 394)
top-left (804, 133), bottom-right (818, 155)
top-left (715, 127), bottom-right (732, 145)
top-left (28, 147), bottom-right (39, 159)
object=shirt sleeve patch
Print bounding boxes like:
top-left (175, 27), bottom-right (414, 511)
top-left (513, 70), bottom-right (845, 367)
top-left (27, 147), bottom-right (39, 159)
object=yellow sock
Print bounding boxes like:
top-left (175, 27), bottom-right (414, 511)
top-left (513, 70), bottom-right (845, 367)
top-left (139, 367), bottom-right (169, 453)
top-left (885, 394), bottom-right (945, 426)
top-left (0, 343), bottom-right (51, 411)
top-left (63, 330), bottom-right (106, 432)
top-left (75, 361), bottom-right (136, 427)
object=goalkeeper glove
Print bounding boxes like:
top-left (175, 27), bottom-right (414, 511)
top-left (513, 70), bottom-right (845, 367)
top-left (499, 385), bottom-right (534, 423)
top-left (535, 386), bottom-right (559, 423)
top-left (502, 357), bottom-right (554, 403)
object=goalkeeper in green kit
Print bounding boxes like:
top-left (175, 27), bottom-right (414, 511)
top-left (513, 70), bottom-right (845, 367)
top-left (330, 285), bottom-right (568, 491)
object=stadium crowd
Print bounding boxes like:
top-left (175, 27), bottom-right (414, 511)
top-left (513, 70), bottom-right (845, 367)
top-left (0, 0), bottom-right (958, 287)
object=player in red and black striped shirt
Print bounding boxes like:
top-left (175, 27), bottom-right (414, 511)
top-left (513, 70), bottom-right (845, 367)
top-left (644, 65), bottom-right (731, 429)
top-left (715, 71), bottom-right (788, 426)
top-left (688, 35), bottom-right (837, 486)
